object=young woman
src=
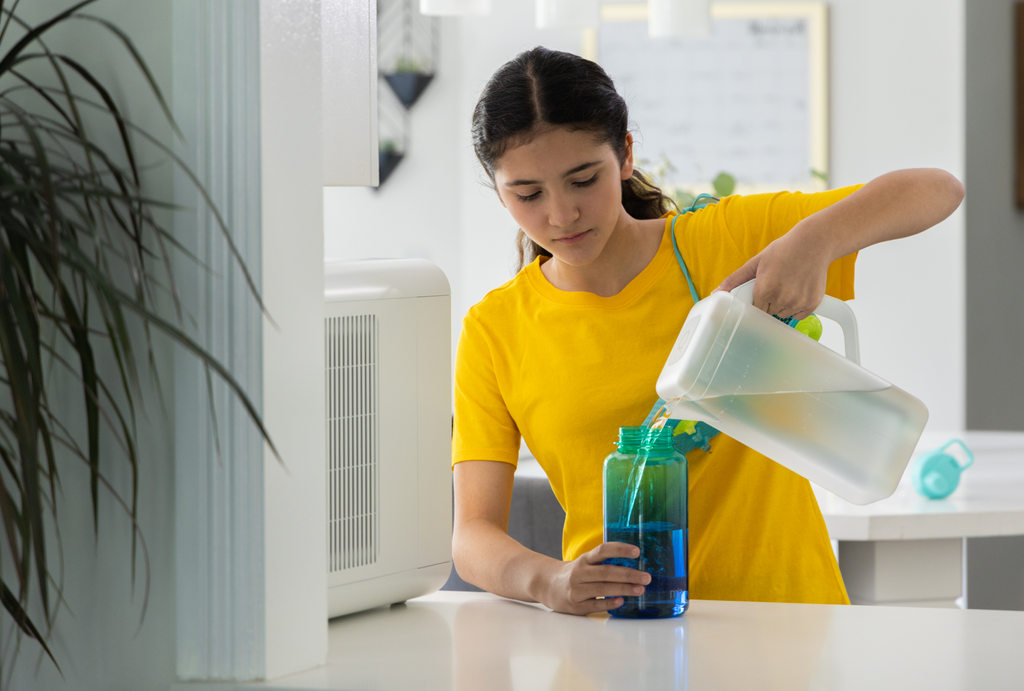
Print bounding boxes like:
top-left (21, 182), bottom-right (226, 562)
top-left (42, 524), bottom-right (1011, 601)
top-left (452, 47), bottom-right (963, 615)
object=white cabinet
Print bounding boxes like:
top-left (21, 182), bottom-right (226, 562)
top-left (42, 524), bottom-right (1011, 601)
top-left (322, 0), bottom-right (379, 186)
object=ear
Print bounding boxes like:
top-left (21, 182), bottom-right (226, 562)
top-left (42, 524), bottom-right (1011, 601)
top-left (620, 132), bottom-right (635, 181)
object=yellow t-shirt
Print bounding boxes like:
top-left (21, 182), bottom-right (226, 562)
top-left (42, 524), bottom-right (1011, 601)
top-left (453, 188), bottom-right (861, 605)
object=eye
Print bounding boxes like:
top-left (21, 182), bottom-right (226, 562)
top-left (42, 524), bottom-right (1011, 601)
top-left (573, 175), bottom-right (598, 188)
top-left (516, 190), bottom-right (541, 202)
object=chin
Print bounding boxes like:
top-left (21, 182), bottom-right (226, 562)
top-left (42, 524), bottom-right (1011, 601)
top-left (550, 248), bottom-right (600, 267)
top-left (548, 231), bottom-right (607, 265)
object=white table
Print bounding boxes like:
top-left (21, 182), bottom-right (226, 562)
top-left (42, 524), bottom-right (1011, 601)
top-left (195, 591), bottom-right (1024, 690)
top-left (815, 431), bottom-right (1024, 608)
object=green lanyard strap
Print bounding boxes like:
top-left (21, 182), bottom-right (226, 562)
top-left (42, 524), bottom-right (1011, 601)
top-left (670, 193), bottom-right (716, 305)
top-left (644, 194), bottom-right (721, 455)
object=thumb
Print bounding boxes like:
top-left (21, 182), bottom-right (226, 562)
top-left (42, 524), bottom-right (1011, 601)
top-left (715, 256), bottom-right (759, 294)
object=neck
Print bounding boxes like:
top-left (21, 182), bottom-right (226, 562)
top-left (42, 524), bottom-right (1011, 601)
top-left (542, 211), bottom-right (665, 297)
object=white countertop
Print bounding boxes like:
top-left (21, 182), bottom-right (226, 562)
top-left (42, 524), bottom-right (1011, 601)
top-left (205, 591), bottom-right (1023, 691)
top-left (814, 431), bottom-right (1024, 541)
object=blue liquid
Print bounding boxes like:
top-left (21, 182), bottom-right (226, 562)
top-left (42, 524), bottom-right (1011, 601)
top-left (605, 522), bottom-right (688, 618)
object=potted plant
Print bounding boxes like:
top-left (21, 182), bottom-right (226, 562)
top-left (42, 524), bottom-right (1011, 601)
top-left (378, 138), bottom-right (405, 186)
top-left (0, 0), bottom-right (272, 673)
top-left (382, 55), bottom-right (434, 109)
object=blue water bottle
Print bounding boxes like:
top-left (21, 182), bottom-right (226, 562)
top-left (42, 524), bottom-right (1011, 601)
top-left (911, 438), bottom-right (974, 499)
top-left (603, 426), bottom-right (689, 618)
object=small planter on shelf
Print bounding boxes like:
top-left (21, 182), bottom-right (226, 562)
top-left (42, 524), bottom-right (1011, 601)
top-left (384, 71), bottom-right (434, 108)
top-left (377, 141), bottom-right (404, 187)
top-left (383, 57), bottom-right (434, 108)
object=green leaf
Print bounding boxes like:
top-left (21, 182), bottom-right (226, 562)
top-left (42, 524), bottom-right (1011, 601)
top-left (57, 287), bottom-right (100, 534)
top-left (0, 0), bottom-right (97, 76)
top-left (1, 580), bottom-right (62, 675)
top-left (72, 13), bottom-right (181, 139)
top-left (59, 242), bottom-right (280, 462)
top-left (712, 172), bottom-right (736, 198)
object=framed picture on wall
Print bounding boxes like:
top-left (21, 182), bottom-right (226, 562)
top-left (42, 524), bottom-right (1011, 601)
top-left (584, 2), bottom-right (829, 196)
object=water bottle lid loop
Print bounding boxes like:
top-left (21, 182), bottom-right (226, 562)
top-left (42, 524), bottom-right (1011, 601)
top-left (938, 438), bottom-right (974, 470)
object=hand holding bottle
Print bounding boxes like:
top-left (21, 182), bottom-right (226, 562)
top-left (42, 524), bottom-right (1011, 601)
top-left (539, 542), bottom-right (651, 615)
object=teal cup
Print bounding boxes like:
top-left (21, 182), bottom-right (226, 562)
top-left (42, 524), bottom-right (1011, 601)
top-left (911, 439), bottom-right (974, 500)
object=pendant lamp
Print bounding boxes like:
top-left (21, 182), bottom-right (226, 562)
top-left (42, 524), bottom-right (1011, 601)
top-left (648, 0), bottom-right (711, 38)
top-left (420, 0), bottom-right (490, 15)
top-left (536, 0), bottom-right (599, 29)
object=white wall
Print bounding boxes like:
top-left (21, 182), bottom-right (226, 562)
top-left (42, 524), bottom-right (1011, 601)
top-left (324, 18), bottom-right (466, 347)
top-left (826, 0), bottom-right (965, 432)
top-left (259, 0), bottom-right (329, 678)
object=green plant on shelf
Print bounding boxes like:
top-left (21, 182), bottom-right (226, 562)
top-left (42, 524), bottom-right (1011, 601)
top-left (712, 171), bottom-right (736, 197)
top-left (639, 155), bottom-right (736, 208)
top-left (392, 55), bottom-right (425, 74)
top-left (380, 139), bottom-right (400, 154)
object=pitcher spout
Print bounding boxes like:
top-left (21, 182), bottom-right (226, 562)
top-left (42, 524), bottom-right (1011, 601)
top-left (663, 398), bottom-right (719, 425)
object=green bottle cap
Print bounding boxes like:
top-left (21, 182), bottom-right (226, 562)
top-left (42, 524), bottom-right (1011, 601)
top-left (617, 426), bottom-right (643, 454)
top-left (641, 426), bottom-right (675, 454)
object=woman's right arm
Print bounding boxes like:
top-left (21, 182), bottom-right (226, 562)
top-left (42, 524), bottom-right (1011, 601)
top-left (452, 459), bottom-right (651, 615)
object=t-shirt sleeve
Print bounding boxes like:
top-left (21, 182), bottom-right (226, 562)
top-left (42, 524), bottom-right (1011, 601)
top-left (452, 312), bottom-right (521, 469)
top-left (714, 185), bottom-right (862, 301)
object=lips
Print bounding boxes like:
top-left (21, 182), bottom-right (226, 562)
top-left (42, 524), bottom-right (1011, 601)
top-left (555, 229), bottom-right (591, 244)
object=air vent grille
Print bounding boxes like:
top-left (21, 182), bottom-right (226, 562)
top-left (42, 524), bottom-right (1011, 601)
top-left (326, 314), bottom-right (380, 571)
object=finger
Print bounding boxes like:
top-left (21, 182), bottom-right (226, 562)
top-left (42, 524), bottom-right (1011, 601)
top-left (773, 291), bottom-right (819, 320)
top-left (575, 564), bottom-right (651, 586)
top-left (560, 597), bottom-right (625, 616)
top-left (586, 541), bottom-right (640, 563)
top-left (714, 256), bottom-right (758, 294)
top-left (783, 305), bottom-right (813, 321)
top-left (590, 597), bottom-right (625, 614)
top-left (753, 285), bottom-right (773, 314)
top-left (569, 582), bottom-right (647, 605)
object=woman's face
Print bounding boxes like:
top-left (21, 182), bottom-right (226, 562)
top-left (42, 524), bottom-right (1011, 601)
top-left (493, 127), bottom-right (634, 267)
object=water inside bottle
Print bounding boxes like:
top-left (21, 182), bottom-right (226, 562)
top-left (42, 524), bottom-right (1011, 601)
top-left (605, 522), bottom-right (688, 618)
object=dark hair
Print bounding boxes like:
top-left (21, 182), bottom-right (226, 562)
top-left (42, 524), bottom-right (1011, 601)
top-left (471, 46), bottom-right (676, 272)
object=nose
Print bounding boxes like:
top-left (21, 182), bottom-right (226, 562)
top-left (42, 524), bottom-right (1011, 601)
top-left (547, 191), bottom-right (579, 228)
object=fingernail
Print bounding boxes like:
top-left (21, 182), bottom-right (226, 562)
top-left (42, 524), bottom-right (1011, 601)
top-left (633, 586), bottom-right (644, 594)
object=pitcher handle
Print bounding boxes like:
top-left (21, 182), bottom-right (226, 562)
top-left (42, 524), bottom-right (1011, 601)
top-left (730, 279), bottom-right (861, 365)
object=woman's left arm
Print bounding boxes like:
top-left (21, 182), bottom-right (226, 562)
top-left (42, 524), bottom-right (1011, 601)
top-left (716, 168), bottom-right (964, 320)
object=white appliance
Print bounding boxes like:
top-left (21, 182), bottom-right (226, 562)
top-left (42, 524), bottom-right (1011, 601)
top-left (324, 259), bottom-right (452, 618)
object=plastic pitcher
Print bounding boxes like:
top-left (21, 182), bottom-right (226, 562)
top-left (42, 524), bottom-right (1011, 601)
top-left (655, 280), bottom-right (928, 505)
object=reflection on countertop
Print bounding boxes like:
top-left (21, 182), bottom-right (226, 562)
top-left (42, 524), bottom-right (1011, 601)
top-left (223, 590), bottom-right (1024, 691)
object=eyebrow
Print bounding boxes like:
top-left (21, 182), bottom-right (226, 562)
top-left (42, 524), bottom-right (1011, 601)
top-left (504, 160), bottom-right (602, 187)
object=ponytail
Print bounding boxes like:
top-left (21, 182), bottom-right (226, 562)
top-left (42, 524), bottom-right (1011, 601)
top-left (621, 169), bottom-right (677, 223)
